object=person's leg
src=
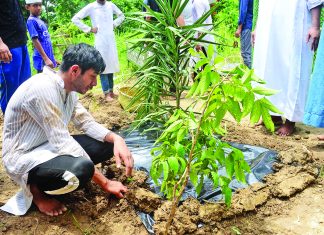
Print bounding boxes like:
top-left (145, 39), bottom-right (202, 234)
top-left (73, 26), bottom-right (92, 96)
top-left (100, 73), bottom-right (111, 101)
top-left (276, 119), bottom-right (295, 136)
top-left (72, 134), bottom-right (114, 164)
top-left (0, 45), bottom-right (31, 113)
top-left (107, 73), bottom-right (117, 98)
top-left (240, 29), bottom-right (252, 69)
top-left (28, 155), bottom-right (95, 216)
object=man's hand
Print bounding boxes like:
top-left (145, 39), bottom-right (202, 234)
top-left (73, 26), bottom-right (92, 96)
top-left (105, 132), bottom-right (134, 176)
top-left (90, 27), bottom-right (98, 34)
top-left (195, 44), bottom-right (202, 52)
top-left (235, 28), bottom-right (241, 38)
top-left (307, 26), bottom-right (320, 51)
top-left (44, 58), bottom-right (54, 68)
top-left (102, 179), bottom-right (127, 198)
top-left (251, 31), bottom-right (256, 47)
top-left (0, 40), bottom-right (12, 63)
top-left (92, 168), bottom-right (127, 198)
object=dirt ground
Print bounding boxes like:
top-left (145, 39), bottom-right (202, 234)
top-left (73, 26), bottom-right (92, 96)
top-left (0, 92), bottom-right (323, 235)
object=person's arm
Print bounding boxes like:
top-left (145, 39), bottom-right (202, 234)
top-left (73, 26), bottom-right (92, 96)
top-left (307, 5), bottom-right (322, 51)
top-left (112, 3), bottom-right (125, 28)
top-left (0, 37), bottom-right (12, 63)
top-left (32, 38), bottom-right (54, 68)
top-left (236, 0), bottom-right (248, 38)
top-left (71, 101), bottom-right (134, 176)
top-left (92, 168), bottom-right (127, 198)
top-left (71, 4), bottom-right (97, 33)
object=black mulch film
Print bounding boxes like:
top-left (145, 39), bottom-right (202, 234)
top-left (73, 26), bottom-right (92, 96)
top-left (119, 128), bottom-right (278, 234)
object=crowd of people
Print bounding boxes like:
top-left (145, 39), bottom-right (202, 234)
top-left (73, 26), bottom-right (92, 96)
top-left (0, 0), bottom-right (322, 217)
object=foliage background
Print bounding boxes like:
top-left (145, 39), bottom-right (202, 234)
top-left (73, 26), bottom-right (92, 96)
top-left (19, 0), bottom-right (324, 79)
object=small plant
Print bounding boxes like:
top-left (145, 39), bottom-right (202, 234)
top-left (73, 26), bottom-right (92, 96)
top-left (150, 46), bottom-right (281, 234)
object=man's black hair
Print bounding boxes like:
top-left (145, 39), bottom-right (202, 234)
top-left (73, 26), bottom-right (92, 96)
top-left (60, 43), bottom-right (106, 74)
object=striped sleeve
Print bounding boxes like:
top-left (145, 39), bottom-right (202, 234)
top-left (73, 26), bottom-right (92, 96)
top-left (22, 84), bottom-right (89, 158)
top-left (71, 101), bottom-right (110, 142)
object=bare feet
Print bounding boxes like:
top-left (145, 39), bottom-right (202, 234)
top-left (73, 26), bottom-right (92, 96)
top-left (30, 184), bottom-right (67, 216)
top-left (255, 116), bottom-right (283, 127)
top-left (276, 120), bottom-right (295, 136)
top-left (318, 135), bottom-right (324, 141)
top-left (105, 92), bottom-right (118, 102)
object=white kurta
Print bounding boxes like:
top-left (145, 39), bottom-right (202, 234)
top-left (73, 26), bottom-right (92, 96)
top-left (192, 0), bottom-right (216, 50)
top-left (182, 0), bottom-right (194, 26)
top-left (72, 2), bottom-right (124, 74)
top-left (253, 0), bottom-right (314, 122)
top-left (0, 67), bottom-right (110, 215)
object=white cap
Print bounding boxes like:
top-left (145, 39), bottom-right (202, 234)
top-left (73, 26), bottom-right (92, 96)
top-left (26, 0), bottom-right (42, 4)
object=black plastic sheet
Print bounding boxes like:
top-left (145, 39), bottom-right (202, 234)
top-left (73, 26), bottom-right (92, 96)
top-left (119, 129), bottom-right (277, 234)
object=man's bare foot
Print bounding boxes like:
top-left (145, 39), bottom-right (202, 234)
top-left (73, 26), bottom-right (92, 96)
top-left (30, 184), bottom-right (67, 216)
top-left (276, 120), bottom-right (295, 136)
top-left (105, 93), bottom-right (114, 102)
top-left (255, 116), bottom-right (283, 127)
top-left (318, 135), bottom-right (324, 141)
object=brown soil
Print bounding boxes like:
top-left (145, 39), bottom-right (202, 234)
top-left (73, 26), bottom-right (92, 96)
top-left (0, 92), bottom-right (323, 235)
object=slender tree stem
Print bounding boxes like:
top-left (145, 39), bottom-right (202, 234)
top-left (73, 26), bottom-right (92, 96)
top-left (164, 79), bottom-right (221, 235)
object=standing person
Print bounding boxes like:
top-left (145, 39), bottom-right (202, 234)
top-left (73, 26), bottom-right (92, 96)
top-left (304, 1), bottom-right (324, 140)
top-left (26, 0), bottom-right (58, 73)
top-left (192, 0), bottom-right (216, 56)
top-left (253, 0), bottom-right (321, 136)
top-left (0, 0), bottom-right (31, 113)
top-left (0, 43), bottom-right (133, 216)
top-left (72, 0), bottom-right (125, 101)
top-left (235, 0), bottom-right (253, 69)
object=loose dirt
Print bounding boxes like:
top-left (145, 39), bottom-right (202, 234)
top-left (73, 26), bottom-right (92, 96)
top-left (0, 92), bottom-right (323, 235)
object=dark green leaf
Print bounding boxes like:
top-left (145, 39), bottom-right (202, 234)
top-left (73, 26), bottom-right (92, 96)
top-left (250, 100), bottom-right (262, 124)
top-left (168, 157), bottom-right (180, 174)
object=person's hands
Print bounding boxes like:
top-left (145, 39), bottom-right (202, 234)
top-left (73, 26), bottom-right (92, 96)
top-left (102, 179), bottom-right (127, 198)
top-left (195, 44), bottom-right (202, 52)
top-left (114, 135), bottom-right (133, 176)
top-left (105, 132), bottom-right (134, 177)
top-left (90, 27), bottom-right (98, 34)
top-left (44, 58), bottom-right (54, 68)
top-left (235, 28), bottom-right (241, 38)
top-left (251, 31), bottom-right (256, 47)
top-left (307, 26), bottom-right (320, 51)
top-left (0, 41), bottom-right (12, 63)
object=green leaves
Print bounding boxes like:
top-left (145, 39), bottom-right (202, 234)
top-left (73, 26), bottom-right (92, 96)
top-left (252, 86), bottom-right (278, 96)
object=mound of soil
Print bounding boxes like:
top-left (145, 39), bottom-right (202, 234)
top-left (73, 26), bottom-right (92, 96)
top-left (0, 92), bottom-right (323, 235)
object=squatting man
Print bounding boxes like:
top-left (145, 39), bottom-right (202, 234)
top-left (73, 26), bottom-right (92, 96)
top-left (0, 43), bottom-right (134, 216)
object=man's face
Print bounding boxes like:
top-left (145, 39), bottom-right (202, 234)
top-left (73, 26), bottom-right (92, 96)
top-left (72, 68), bottom-right (98, 94)
top-left (97, 0), bottom-right (106, 5)
top-left (26, 3), bottom-right (42, 16)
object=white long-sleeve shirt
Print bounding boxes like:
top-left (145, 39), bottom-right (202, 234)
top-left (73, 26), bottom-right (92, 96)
top-left (1, 67), bottom-right (110, 215)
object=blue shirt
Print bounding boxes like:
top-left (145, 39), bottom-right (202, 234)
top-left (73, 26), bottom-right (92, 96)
top-left (238, 0), bottom-right (253, 30)
top-left (26, 16), bottom-right (56, 71)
